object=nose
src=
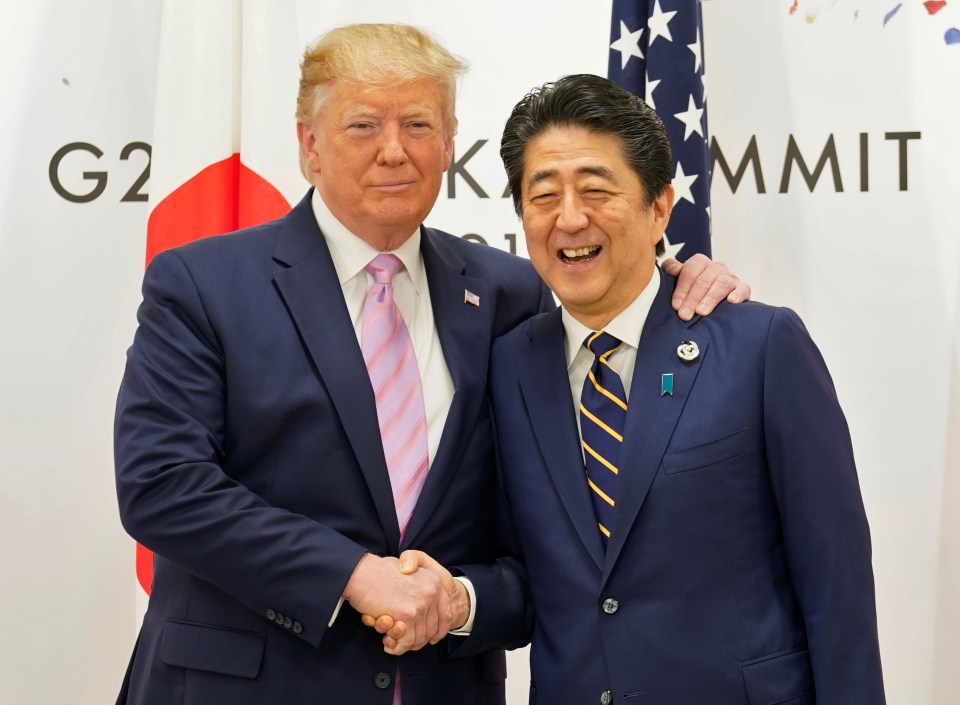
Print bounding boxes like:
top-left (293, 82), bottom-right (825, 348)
top-left (377, 123), bottom-right (407, 166)
top-left (555, 191), bottom-right (589, 233)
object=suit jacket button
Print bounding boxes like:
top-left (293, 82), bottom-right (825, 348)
top-left (602, 598), bottom-right (619, 614)
top-left (373, 672), bottom-right (392, 689)
top-left (283, 616), bottom-right (292, 629)
top-left (600, 690), bottom-right (612, 705)
top-left (265, 609), bottom-right (276, 621)
top-left (274, 612), bottom-right (285, 624)
top-left (292, 621), bottom-right (303, 634)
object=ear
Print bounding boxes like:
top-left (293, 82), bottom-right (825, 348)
top-left (297, 121), bottom-right (321, 175)
top-left (441, 133), bottom-right (454, 172)
top-left (651, 184), bottom-right (675, 243)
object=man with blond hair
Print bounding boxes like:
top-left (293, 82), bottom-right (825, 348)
top-left (114, 24), bottom-right (746, 704)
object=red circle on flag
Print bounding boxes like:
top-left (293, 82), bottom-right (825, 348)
top-left (146, 154), bottom-right (291, 266)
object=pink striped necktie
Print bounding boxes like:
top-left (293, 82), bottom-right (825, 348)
top-left (361, 253), bottom-right (430, 540)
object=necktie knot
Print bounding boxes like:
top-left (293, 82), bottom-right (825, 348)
top-left (584, 331), bottom-right (623, 360)
top-left (366, 253), bottom-right (404, 285)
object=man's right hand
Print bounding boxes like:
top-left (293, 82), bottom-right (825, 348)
top-left (360, 550), bottom-right (471, 655)
top-left (343, 553), bottom-right (451, 653)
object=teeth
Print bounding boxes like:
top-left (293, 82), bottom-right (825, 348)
top-left (562, 246), bottom-right (599, 258)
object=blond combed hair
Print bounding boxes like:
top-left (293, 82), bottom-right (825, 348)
top-left (296, 23), bottom-right (467, 134)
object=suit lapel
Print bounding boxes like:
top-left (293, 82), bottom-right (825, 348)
top-left (401, 228), bottom-right (491, 547)
top-left (602, 273), bottom-right (708, 582)
top-left (519, 310), bottom-right (605, 571)
top-left (271, 193), bottom-right (400, 549)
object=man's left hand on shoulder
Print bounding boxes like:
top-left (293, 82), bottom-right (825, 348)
top-left (663, 253), bottom-right (751, 321)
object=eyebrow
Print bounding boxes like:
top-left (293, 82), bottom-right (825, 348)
top-left (526, 165), bottom-right (617, 189)
top-left (341, 105), bottom-right (438, 120)
top-left (342, 108), bottom-right (378, 121)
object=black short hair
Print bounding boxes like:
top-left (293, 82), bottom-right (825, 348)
top-left (500, 74), bottom-right (672, 255)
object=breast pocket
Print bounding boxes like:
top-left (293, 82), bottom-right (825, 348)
top-left (662, 427), bottom-right (755, 475)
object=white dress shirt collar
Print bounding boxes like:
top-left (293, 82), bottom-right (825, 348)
top-left (310, 189), bottom-right (426, 295)
top-left (562, 266), bottom-right (661, 369)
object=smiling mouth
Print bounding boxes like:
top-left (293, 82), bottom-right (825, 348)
top-left (560, 246), bottom-right (601, 263)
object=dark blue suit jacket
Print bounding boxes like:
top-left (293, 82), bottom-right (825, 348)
top-left (114, 191), bottom-right (552, 705)
top-left (481, 271), bottom-right (885, 705)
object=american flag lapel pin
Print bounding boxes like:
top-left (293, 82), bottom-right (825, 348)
top-left (464, 290), bottom-right (480, 306)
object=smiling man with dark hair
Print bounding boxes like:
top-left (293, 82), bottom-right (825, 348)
top-left (460, 73), bottom-right (884, 705)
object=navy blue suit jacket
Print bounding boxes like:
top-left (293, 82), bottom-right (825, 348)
top-left (114, 191), bottom-right (552, 705)
top-left (481, 272), bottom-right (885, 705)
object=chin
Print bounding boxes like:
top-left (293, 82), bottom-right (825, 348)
top-left (371, 206), bottom-right (422, 228)
top-left (552, 287), bottom-right (591, 311)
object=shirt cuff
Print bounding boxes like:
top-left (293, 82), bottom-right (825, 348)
top-left (328, 596), bottom-right (345, 628)
top-left (447, 576), bottom-right (476, 636)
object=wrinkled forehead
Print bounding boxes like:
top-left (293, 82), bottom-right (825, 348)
top-left (311, 77), bottom-right (456, 131)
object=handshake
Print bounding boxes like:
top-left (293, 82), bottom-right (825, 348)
top-left (342, 550), bottom-right (471, 655)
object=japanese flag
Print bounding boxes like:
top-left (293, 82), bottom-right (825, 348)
top-left (138, 0), bottom-right (305, 595)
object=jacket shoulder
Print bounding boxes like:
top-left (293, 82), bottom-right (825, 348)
top-left (163, 217), bottom-right (283, 260)
top-left (492, 311), bottom-right (553, 357)
top-left (707, 297), bottom-right (805, 327)
top-left (145, 217), bottom-right (288, 290)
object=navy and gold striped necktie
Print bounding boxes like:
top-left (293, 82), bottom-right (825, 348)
top-left (580, 331), bottom-right (628, 547)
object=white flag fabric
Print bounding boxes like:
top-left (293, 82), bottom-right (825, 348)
top-left (145, 0), bottom-right (301, 265)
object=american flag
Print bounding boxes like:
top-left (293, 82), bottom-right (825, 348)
top-left (608, 0), bottom-right (712, 259)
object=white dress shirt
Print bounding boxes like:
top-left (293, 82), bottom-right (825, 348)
top-left (311, 191), bottom-right (476, 634)
top-left (312, 190), bottom-right (454, 465)
top-left (562, 267), bottom-right (660, 440)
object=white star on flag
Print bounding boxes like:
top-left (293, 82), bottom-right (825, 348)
top-left (688, 27), bottom-right (703, 73)
top-left (659, 231), bottom-right (685, 262)
top-left (648, 0), bottom-right (678, 45)
top-left (645, 72), bottom-right (661, 110)
top-left (672, 162), bottom-right (699, 204)
top-left (610, 20), bottom-right (644, 69)
top-left (674, 94), bottom-right (704, 141)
